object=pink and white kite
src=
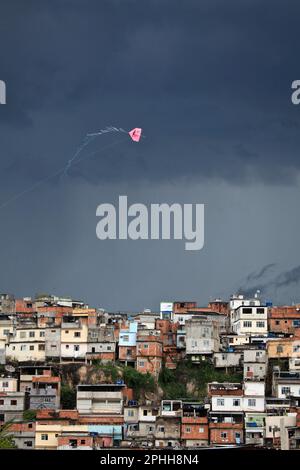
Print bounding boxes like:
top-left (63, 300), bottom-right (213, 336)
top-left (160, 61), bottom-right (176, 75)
top-left (129, 128), bottom-right (142, 142)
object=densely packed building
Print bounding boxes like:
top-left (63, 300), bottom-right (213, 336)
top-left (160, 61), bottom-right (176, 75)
top-left (0, 292), bottom-right (300, 449)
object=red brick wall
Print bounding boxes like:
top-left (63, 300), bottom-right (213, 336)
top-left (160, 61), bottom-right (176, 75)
top-left (119, 345), bottom-right (137, 361)
top-left (181, 417), bottom-right (209, 440)
top-left (209, 423), bottom-right (243, 444)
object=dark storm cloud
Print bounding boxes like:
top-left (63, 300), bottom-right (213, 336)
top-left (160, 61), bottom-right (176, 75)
top-left (274, 265), bottom-right (300, 289)
top-left (1, 0), bottom-right (300, 187)
top-left (1, 1), bottom-right (300, 310)
top-left (245, 263), bottom-right (277, 283)
top-left (239, 265), bottom-right (300, 300)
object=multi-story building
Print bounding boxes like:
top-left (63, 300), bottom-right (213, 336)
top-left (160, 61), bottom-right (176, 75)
top-left (6, 325), bottom-right (46, 362)
top-left (0, 391), bottom-right (29, 423)
top-left (231, 305), bottom-right (268, 337)
top-left (118, 322), bottom-right (138, 366)
top-left (76, 384), bottom-right (125, 415)
top-left (29, 375), bottom-right (61, 410)
top-left (45, 327), bottom-right (61, 360)
top-left (244, 412), bottom-right (266, 446)
top-left (272, 371), bottom-right (300, 399)
top-left (185, 319), bottom-right (220, 361)
top-left (181, 402), bottom-right (209, 447)
top-left (136, 331), bottom-right (162, 378)
top-left (8, 421), bottom-right (36, 449)
top-left (60, 317), bottom-right (88, 361)
top-left (243, 348), bottom-right (267, 380)
top-left (268, 306), bottom-right (300, 335)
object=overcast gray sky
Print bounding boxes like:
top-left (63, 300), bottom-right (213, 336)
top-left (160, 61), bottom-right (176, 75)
top-left (0, 0), bottom-right (300, 310)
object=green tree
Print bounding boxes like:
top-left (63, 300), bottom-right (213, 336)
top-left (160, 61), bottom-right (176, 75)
top-left (123, 367), bottom-right (155, 398)
top-left (0, 421), bottom-right (17, 449)
top-left (23, 409), bottom-right (37, 421)
top-left (61, 384), bottom-right (76, 409)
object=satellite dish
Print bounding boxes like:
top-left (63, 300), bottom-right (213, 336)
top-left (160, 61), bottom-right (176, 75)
top-left (5, 365), bottom-right (15, 373)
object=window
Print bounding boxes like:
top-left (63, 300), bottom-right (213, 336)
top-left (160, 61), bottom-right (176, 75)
top-left (29, 331), bottom-right (35, 338)
top-left (143, 344), bottom-right (149, 349)
top-left (122, 335), bottom-right (129, 342)
top-left (128, 410), bottom-right (134, 417)
top-left (281, 387), bottom-right (291, 395)
top-left (2, 382), bottom-right (8, 388)
top-left (233, 399), bottom-right (240, 407)
top-left (256, 308), bottom-right (265, 314)
top-left (139, 361), bottom-right (145, 367)
top-left (20, 345), bottom-right (27, 351)
top-left (41, 434), bottom-right (48, 441)
top-left (248, 399), bottom-right (256, 407)
top-left (221, 432), bottom-right (227, 439)
top-left (66, 344), bottom-right (69, 349)
top-left (40, 331), bottom-right (45, 337)
top-left (199, 427), bottom-right (204, 433)
top-left (3, 329), bottom-right (10, 335)
top-left (107, 346), bottom-right (111, 351)
top-left (38, 344), bottom-right (45, 351)
top-left (25, 441), bottom-right (32, 447)
top-left (80, 440), bottom-right (85, 445)
top-left (74, 332), bottom-right (81, 337)
top-left (158, 426), bottom-right (165, 432)
top-left (65, 330), bottom-right (69, 334)
top-left (256, 321), bottom-right (265, 328)
top-left (243, 308), bottom-right (252, 314)
top-left (44, 397), bottom-right (51, 403)
top-left (0, 399), bottom-right (4, 405)
top-left (293, 320), bottom-right (300, 327)
top-left (243, 321), bottom-right (252, 328)
top-left (30, 345), bottom-right (34, 351)
top-left (20, 332), bottom-right (26, 338)
top-left (10, 400), bottom-right (17, 405)
top-left (143, 410), bottom-right (148, 416)
top-left (275, 320), bottom-right (280, 325)
top-left (74, 345), bottom-right (80, 351)
top-left (185, 427), bottom-right (191, 433)
top-left (277, 345), bottom-right (283, 353)
top-left (217, 399), bottom-right (224, 406)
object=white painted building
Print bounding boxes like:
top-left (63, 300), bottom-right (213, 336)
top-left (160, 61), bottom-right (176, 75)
top-left (6, 327), bottom-right (46, 362)
top-left (76, 384), bottom-right (124, 415)
top-left (243, 348), bottom-right (267, 380)
top-left (231, 305), bottom-right (268, 336)
top-left (185, 319), bottom-right (220, 360)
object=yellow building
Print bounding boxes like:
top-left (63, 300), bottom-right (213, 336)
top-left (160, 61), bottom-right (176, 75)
top-left (35, 423), bottom-right (89, 449)
top-left (60, 320), bottom-right (88, 360)
top-left (266, 338), bottom-right (300, 359)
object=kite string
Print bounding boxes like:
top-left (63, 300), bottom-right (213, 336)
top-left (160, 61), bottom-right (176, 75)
top-left (0, 126), bottom-right (128, 210)
top-left (62, 126), bottom-right (126, 177)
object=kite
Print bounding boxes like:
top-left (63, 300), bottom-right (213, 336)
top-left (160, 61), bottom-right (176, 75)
top-left (129, 128), bottom-right (142, 142)
top-left (0, 125), bottom-right (143, 209)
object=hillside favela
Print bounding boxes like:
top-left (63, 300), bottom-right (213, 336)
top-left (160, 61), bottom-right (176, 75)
top-left (0, 292), bottom-right (300, 450)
